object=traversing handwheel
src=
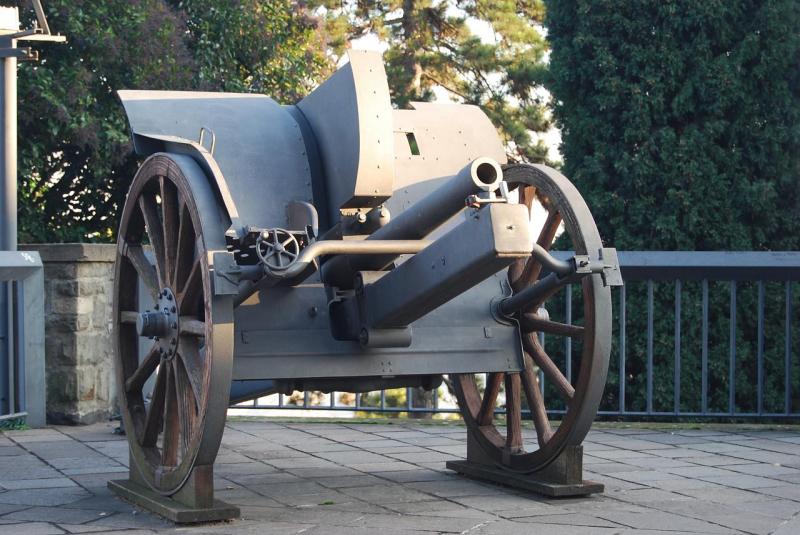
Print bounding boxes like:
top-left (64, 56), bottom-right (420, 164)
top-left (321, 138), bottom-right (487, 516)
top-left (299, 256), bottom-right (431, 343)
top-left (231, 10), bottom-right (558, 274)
top-left (453, 163), bottom-right (612, 473)
top-left (113, 154), bottom-right (234, 494)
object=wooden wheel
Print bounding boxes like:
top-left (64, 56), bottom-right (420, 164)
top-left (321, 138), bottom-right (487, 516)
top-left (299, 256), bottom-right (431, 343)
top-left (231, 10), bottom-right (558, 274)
top-left (453, 163), bottom-right (612, 473)
top-left (113, 153), bottom-right (234, 494)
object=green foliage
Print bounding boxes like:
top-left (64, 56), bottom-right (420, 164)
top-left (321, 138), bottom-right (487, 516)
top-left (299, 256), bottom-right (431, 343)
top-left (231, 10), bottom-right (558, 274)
top-left (170, 0), bottom-right (330, 101)
top-left (545, 0), bottom-right (800, 251)
top-left (545, 1), bottom-right (800, 415)
top-left (18, 0), bottom-right (196, 242)
top-left (314, 0), bottom-right (553, 163)
top-left (17, 0), bottom-right (329, 243)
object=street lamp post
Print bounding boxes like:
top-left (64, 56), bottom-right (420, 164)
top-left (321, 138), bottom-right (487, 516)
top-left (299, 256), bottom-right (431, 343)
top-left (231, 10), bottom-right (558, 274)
top-left (0, 2), bottom-right (64, 419)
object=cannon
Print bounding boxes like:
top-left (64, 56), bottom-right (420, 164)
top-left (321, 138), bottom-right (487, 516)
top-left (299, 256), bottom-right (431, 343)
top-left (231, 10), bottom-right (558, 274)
top-left (109, 51), bottom-right (621, 522)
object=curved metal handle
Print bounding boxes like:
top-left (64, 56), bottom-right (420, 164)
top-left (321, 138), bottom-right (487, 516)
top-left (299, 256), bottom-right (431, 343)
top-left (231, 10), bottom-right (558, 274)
top-left (198, 126), bottom-right (216, 155)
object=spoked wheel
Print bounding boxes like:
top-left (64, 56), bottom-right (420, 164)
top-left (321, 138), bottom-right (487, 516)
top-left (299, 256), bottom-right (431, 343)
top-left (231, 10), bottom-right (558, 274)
top-left (113, 153), bottom-right (234, 494)
top-left (453, 163), bottom-right (611, 473)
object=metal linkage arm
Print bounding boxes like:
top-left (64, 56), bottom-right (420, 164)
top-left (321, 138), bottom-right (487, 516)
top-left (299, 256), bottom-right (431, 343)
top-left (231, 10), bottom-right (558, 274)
top-left (234, 239), bottom-right (432, 306)
top-left (499, 247), bottom-right (622, 316)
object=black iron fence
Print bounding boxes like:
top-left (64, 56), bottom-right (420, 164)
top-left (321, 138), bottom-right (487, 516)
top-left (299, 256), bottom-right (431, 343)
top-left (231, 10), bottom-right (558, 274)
top-left (234, 252), bottom-right (800, 420)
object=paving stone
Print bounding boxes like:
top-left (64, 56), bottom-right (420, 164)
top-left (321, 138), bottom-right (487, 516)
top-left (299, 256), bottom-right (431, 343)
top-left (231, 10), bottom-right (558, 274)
top-left (4, 423), bottom-right (800, 534)
top-left (382, 499), bottom-right (487, 516)
top-left (301, 526), bottom-right (431, 535)
top-left (772, 514), bottom-right (800, 535)
top-left (594, 509), bottom-right (734, 533)
top-left (340, 484), bottom-right (435, 505)
top-left (249, 480), bottom-right (328, 497)
top-left (680, 454), bottom-right (756, 466)
top-left (452, 493), bottom-right (554, 513)
top-left (55, 523), bottom-right (117, 533)
top-left (284, 465), bottom-right (362, 478)
top-left (80, 511), bottom-right (173, 530)
top-left (59, 496), bottom-right (135, 514)
top-left (378, 469), bottom-right (454, 483)
top-left (4, 506), bottom-right (110, 525)
top-left (728, 462), bottom-right (800, 477)
top-left (653, 500), bottom-right (784, 535)
top-left (472, 518), bottom-right (620, 535)
top-left (0, 479), bottom-right (77, 490)
top-left (612, 488), bottom-right (694, 504)
top-left (344, 512), bottom-right (482, 533)
top-left (386, 451), bottom-right (458, 464)
top-left (608, 470), bottom-right (686, 484)
top-left (313, 474), bottom-right (386, 488)
top-left (314, 450), bottom-right (394, 465)
top-left (698, 473), bottom-right (784, 489)
top-left (0, 446), bottom-right (28, 456)
top-left (0, 502), bottom-right (29, 515)
top-left (350, 461), bottom-right (419, 473)
top-left (512, 513), bottom-right (622, 528)
top-left (0, 521), bottom-right (67, 534)
top-left (678, 486), bottom-right (775, 504)
top-left (666, 465), bottom-right (738, 478)
top-left (0, 487), bottom-right (90, 507)
top-left (753, 484), bottom-right (800, 501)
top-left (406, 479), bottom-right (498, 497)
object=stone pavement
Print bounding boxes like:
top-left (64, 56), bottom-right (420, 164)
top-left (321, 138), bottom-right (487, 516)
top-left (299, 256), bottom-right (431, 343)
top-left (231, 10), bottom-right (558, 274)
top-left (1, 420), bottom-right (800, 534)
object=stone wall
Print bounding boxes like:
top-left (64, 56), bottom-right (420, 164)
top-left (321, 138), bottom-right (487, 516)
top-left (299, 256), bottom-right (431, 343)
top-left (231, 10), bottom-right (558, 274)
top-left (20, 243), bottom-right (116, 424)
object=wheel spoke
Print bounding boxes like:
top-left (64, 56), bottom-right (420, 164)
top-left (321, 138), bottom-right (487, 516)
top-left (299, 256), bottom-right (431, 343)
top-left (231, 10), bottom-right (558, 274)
top-left (138, 194), bottom-right (166, 287)
top-left (123, 243), bottom-right (159, 300)
top-left (521, 355), bottom-right (553, 447)
top-left (125, 345), bottom-right (160, 394)
top-left (141, 365), bottom-right (167, 447)
top-left (161, 177), bottom-right (180, 286)
top-left (173, 203), bottom-right (196, 291)
top-left (522, 333), bottom-right (575, 401)
top-left (477, 373), bottom-right (503, 426)
top-left (162, 363), bottom-right (180, 467)
top-left (504, 373), bottom-right (523, 452)
top-left (177, 337), bottom-right (204, 410)
top-left (179, 258), bottom-right (202, 315)
top-left (512, 209), bottom-right (562, 292)
top-left (179, 318), bottom-right (205, 337)
top-left (174, 359), bottom-right (197, 454)
top-left (521, 313), bottom-right (585, 338)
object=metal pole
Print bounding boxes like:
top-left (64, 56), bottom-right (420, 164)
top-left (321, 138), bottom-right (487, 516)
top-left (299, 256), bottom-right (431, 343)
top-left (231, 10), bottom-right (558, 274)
top-left (0, 36), bottom-right (16, 251)
top-left (0, 17), bottom-right (18, 419)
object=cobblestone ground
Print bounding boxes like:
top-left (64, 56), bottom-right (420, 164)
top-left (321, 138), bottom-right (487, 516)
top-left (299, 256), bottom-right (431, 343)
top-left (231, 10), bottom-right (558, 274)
top-left (1, 421), bottom-right (800, 534)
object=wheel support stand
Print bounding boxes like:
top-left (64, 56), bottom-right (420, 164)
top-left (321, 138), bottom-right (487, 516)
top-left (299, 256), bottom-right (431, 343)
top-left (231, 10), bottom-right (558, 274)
top-left (109, 460), bottom-right (239, 523)
top-left (446, 431), bottom-right (603, 498)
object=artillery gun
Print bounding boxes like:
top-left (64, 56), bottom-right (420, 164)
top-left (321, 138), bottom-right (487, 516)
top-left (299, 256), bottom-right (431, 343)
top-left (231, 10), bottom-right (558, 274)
top-left (109, 51), bottom-right (621, 522)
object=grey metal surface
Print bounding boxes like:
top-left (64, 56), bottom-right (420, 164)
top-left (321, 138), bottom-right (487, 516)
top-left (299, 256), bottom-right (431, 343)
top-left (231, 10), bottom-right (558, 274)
top-left (362, 202), bottom-right (532, 329)
top-left (321, 158), bottom-right (504, 288)
top-left (0, 250), bottom-right (44, 427)
top-left (296, 50), bottom-right (394, 216)
top-left (232, 274), bottom-right (524, 381)
top-left (117, 90), bottom-right (313, 232)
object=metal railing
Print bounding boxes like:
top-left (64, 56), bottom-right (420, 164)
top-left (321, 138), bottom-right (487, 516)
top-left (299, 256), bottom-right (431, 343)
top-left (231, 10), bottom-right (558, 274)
top-left (0, 251), bottom-right (45, 426)
top-left (234, 252), bottom-right (800, 420)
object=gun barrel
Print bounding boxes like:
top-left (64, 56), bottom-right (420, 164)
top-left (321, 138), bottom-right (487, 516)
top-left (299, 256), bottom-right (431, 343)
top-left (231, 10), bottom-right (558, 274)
top-left (321, 157), bottom-right (503, 288)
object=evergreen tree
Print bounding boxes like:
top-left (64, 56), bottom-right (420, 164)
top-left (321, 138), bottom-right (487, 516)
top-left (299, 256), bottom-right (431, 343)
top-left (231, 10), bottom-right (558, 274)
top-left (545, 0), bottom-right (800, 251)
top-left (545, 1), bottom-right (800, 414)
top-left (315, 0), bottom-right (552, 163)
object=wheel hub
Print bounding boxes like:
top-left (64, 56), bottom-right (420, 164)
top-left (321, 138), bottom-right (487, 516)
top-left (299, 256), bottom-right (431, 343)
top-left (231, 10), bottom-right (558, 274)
top-left (136, 288), bottom-right (180, 359)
